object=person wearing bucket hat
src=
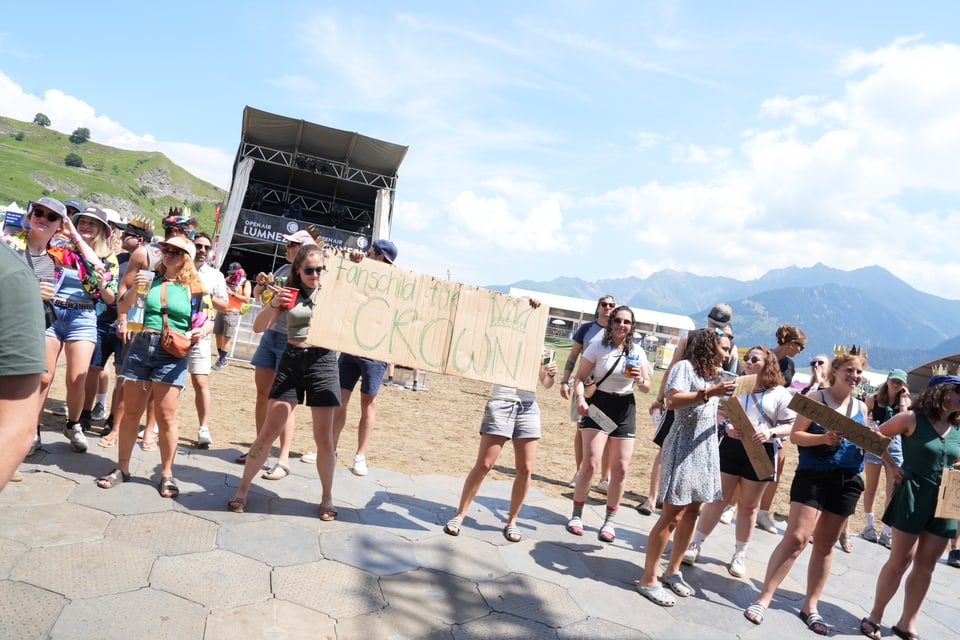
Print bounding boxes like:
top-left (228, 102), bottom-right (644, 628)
top-left (102, 229), bottom-right (212, 498)
top-left (860, 368), bottom-right (912, 548)
top-left (212, 261), bottom-right (251, 371)
top-left (861, 373), bottom-right (960, 640)
top-left (63, 199), bottom-right (85, 216)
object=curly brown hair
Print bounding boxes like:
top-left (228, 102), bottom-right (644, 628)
top-left (745, 345), bottom-right (785, 389)
top-left (601, 305), bottom-right (635, 354)
top-left (912, 384), bottom-right (960, 426)
top-left (687, 328), bottom-right (723, 378)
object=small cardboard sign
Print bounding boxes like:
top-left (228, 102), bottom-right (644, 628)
top-left (587, 404), bottom-right (619, 434)
top-left (934, 468), bottom-right (960, 520)
top-left (787, 393), bottom-right (892, 457)
top-left (729, 374), bottom-right (758, 398)
top-left (720, 398), bottom-right (775, 480)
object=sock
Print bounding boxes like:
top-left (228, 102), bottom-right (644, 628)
top-left (692, 530), bottom-right (708, 547)
top-left (881, 524), bottom-right (892, 536)
top-left (386, 376), bottom-right (393, 384)
top-left (865, 512), bottom-right (875, 529)
top-left (735, 540), bottom-right (748, 555)
top-left (95, 392), bottom-right (107, 406)
top-left (758, 509), bottom-right (770, 518)
top-left (572, 501), bottom-right (585, 519)
top-left (604, 507), bottom-right (618, 525)
top-left (218, 349), bottom-right (227, 361)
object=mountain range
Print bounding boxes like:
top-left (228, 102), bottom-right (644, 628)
top-left (502, 264), bottom-right (960, 371)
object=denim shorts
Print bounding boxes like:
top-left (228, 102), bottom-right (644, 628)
top-left (864, 433), bottom-right (903, 466)
top-left (338, 353), bottom-right (389, 395)
top-left (250, 328), bottom-right (288, 370)
top-left (46, 306), bottom-right (98, 343)
top-left (90, 322), bottom-right (123, 369)
top-left (119, 332), bottom-right (188, 388)
top-left (270, 345), bottom-right (341, 406)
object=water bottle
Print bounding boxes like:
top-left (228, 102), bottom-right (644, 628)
top-left (625, 353), bottom-right (640, 377)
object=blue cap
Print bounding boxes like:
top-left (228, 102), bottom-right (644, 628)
top-left (927, 374), bottom-right (960, 388)
top-left (371, 239), bottom-right (397, 264)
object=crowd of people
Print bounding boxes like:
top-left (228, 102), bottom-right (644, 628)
top-left (3, 199), bottom-right (959, 640)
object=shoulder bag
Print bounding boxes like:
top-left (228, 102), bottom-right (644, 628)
top-left (160, 282), bottom-right (193, 358)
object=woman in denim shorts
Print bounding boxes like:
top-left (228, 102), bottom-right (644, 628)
top-left (97, 236), bottom-right (211, 498)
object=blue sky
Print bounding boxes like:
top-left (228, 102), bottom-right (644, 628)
top-left (2, 1), bottom-right (959, 299)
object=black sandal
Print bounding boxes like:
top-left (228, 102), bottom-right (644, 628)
top-left (96, 469), bottom-right (130, 489)
top-left (158, 475), bottom-right (179, 498)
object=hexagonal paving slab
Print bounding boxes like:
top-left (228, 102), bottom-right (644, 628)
top-left (0, 580), bottom-right (66, 640)
top-left (204, 599), bottom-right (336, 640)
top-left (0, 502), bottom-right (112, 547)
top-left (380, 567), bottom-right (490, 625)
top-left (320, 526), bottom-right (418, 575)
top-left (477, 573), bottom-right (585, 628)
top-left (415, 534), bottom-right (511, 582)
top-left (217, 518), bottom-right (322, 566)
top-left (151, 549), bottom-right (271, 609)
top-left (0, 471), bottom-right (76, 507)
top-left (105, 510), bottom-right (217, 555)
top-left (0, 537), bottom-right (27, 579)
top-left (11, 538), bottom-right (155, 599)
top-left (273, 559), bottom-right (385, 618)
top-left (335, 606), bottom-right (453, 640)
top-left (51, 587), bottom-right (205, 640)
top-left (453, 611), bottom-right (558, 639)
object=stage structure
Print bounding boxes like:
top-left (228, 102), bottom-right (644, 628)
top-left (213, 107), bottom-right (408, 276)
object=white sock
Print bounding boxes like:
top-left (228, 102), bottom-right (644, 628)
top-left (735, 540), bottom-right (748, 555)
top-left (692, 530), bottom-right (707, 547)
top-left (96, 393), bottom-right (108, 405)
top-left (881, 524), bottom-right (892, 536)
top-left (865, 512), bottom-right (875, 529)
top-left (758, 509), bottom-right (770, 518)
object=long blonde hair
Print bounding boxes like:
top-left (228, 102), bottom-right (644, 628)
top-left (156, 253), bottom-right (200, 287)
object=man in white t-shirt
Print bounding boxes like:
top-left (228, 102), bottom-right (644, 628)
top-left (191, 232), bottom-right (227, 447)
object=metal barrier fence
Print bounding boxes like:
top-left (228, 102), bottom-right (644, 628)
top-left (226, 302), bottom-right (264, 362)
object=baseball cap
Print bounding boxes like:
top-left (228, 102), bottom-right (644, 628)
top-left (371, 239), bottom-right (398, 264)
top-left (63, 199), bottom-right (85, 214)
top-left (887, 369), bottom-right (908, 384)
top-left (227, 262), bottom-right (243, 273)
top-left (282, 230), bottom-right (316, 245)
top-left (928, 374), bottom-right (960, 388)
top-left (103, 208), bottom-right (127, 230)
top-left (707, 303), bottom-right (733, 328)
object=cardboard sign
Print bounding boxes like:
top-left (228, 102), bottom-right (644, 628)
top-left (728, 373), bottom-right (757, 398)
top-left (787, 393), bottom-right (892, 457)
top-left (720, 398), bottom-right (775, 480)
top-left (305, 255), bottom-right (548, 390)
top-left (587, 405), bottom-right (619, 434)
top-left (935, 468), bottom-right (960, 520)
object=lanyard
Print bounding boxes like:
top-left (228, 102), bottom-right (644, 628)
top-left (745, 389), bottom-right (767, 427)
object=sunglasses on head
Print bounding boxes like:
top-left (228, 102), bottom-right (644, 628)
top-left (744, 356), bottom-right (763, 364)
top-left (300, 266), bottom-right (325, 276)
top-left (32, 208), bottom-right (61, 222)
top-left (165, 225), bottom-right (196, 240)
top-left (161, 247), bottom-right (185, 257)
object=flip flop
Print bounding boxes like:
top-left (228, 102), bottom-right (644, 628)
top-left (503, 524), bottom-right (522, 542)
top-left (158, 476), bottom-right (179, 499)
top-left (98, 434), bottom-right (118, 448)
top-left (96, 468), bottom-right (130, 489)
top-left (235, 453), bottom-right (247, 464)
top-left (891, 625), bottom-right (920, 640)
top-left (636, 583), bottom-right (675, 607)
top-left (261, 463), bottom-right (289, 480)
top-left (799, 611), bottom-right (831, 636)
top-left (443, 517), bottom-right (462, 536)
top-left (319, 506), bottom-right (338, 521)
top-left (744, 603), bottom-right (766, 625)
top-left (141, 440), bottom-right (158, 452)
top-left (860, 618), bottom-right (881, 640)
top-left (227, 497), bottom-right (246, 513)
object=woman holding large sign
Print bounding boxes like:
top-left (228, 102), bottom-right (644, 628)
top-left (859, 375), bottom-right (960, 640)
top-left (682, 345), bottom-right (795, 579)
top-left (227, 244), bottom-right (341, 520)
top-left (744, 352), bottom-right (867, 635)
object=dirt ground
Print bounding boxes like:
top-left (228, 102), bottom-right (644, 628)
top-left (41, 358), bottom-right (878, 533)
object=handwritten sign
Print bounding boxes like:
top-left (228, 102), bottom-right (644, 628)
top-left (935, 468), bottom-right (960, 520)
top-left (587, 405), bottom-right (619, 434)
top-left (720, 398), bottom-right (775, 480)
top-left (305, 255), bottom-right (548, 390)
top-left (730, 374), bottom-right (757, 398)
top-left (787, 393), bottom-right (892, 457)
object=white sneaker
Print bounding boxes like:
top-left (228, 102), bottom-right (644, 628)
top-left (879, 532), bottom-right (892, 549)
top-left (27, 433), bottom-right (41, 456)
top-left (595, 479), bottom-right (610, 494)
top-left (301, 452), bottom-right (317, 463)
top-left (91, 402), bottom-right (106, 421)
top-left (719, 505), bottom-right (735, 525)
top-left (568, 471), bottom-right (579, 488)
top-left (728, 552), bottom-right (747, 578)
top-left (756, 511), bottom-right (778, 534)
top-left (352, 454), bottom-right (368, 476)
top-left (861, 525), bottom-right (879, 543)
top-left (197, 426), bottom-right (213, 446)
top-left (62, 421), bottom-right (88, 453)
top-left (682, 543), bottom-right (700, 566)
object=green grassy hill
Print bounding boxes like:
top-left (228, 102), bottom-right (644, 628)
top-left (0, 116), bottom-right (226, 232)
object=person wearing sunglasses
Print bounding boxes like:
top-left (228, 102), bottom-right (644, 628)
top-left (744, 352), bottom-right (868, 634)
top-left (559, 295), bottom-right (616, 489)
top-left (246, 230), bottom-right (317, 476)
top-left (682, 345), bottom-right (796, 579)
top-left (228, 243), bottom-right (341, 519)
top-left (636, 329), bottom-right (735, 607)
top-left (100, 235), bottom-right (211, 498)
top-left (568, 305), bottom-right (652, 545)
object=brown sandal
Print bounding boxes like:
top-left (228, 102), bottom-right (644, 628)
top-left (158, 476), bottom-right (179, 498)
top-left (319, 506), bottom-right (338, 521)
top-left (227, 497), bottom-right (246, 513)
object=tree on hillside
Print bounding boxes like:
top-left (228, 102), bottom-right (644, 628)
top-left (69, 128), bottom-right (91, 144)
top-left (64, 152), bottom-right (84, 168)
top-left (33, 113), bottom-right (51, 127)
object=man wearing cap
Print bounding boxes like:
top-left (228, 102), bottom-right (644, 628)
top-left (212, 261), bottom-right (251, 371)
top-left (328, 239), bottom-right (398, 476)
top-left (189, 232), bottom-right (227, 447)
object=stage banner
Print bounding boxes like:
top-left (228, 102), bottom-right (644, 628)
top-left (306, 254), bottom-right (548, 390)
top-left (236, 209), bottom-right (367, 251)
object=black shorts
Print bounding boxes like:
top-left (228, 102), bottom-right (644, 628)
top-left (790, 467), bottom-right (864, 517)
top-left (269, 345), bottom-right (342, 407)
top-left (718, 436), bottom-right (776, 482)
top-left (90, 322), bottom-right (123, 369)
top-left (580, 390), bottom-right (636, 439)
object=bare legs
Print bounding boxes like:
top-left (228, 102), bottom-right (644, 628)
top-left (253, 365), bottom-right (293, 467)
top-left (451, 435), bottom-right (538, 528)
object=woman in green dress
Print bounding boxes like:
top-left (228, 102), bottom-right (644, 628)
top-left (860, 374), bottom-right (960, 640)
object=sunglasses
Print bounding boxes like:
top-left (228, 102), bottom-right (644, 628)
top-left (194, 243), bottom-right (211, 251)
top-left (32, 208), bottom-right (61, 222)
top-left (286, 242), bottom-right (301, 249)
top-left (122, 232), bottom-right (140, 240)
top-left (612, 318), bottom-right (633, 325)
top-left (161, 247), bottom-right (185, 257)
top-left (599, 301), bottom-right (616, 308)
top-left (743, 356), bottom-right (763, 364)
top-left (811, 360), bottom-right (826, 366)
top-left (793, 341), bottom-right (805, 352)
top-left (165, 225), bottom-right (196, 240)
top-left (300, 266), bottom-right (325, 276)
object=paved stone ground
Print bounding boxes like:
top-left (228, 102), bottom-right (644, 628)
top-left (2, 438), bottom-right (958, 639)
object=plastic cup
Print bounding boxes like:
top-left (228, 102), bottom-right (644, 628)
top-left (137, 270), bottom-right (155, 296)
top-left (282, 287), bottom-right (298, 309)
top-left (39, 278), bottom-right (56, 300)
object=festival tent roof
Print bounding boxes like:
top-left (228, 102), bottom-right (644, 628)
top-left (5, 201), bottom-right (24, 213)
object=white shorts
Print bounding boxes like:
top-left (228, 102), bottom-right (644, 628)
top-left (188, 338), bottom-right (212, 375)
